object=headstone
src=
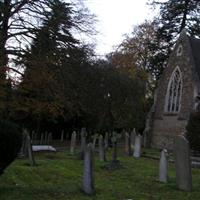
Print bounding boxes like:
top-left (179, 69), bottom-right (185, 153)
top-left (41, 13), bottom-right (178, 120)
top-left (112, 131), bottom-right (118, 162)
top-left (83, 143), bottom-right (94, 194)
top-left (130, 128), bottom-right (136, 152)
top-left (80, 128), bottom-right (87, 159)
top-left (159, 149), bottom-right (168, 183)
top-left (104, 132), bottom-right (109, 149)
top-left (44, 131), bottom-right (48, 144)
top-left (92, 134), bottom-right (98, 149)
top-left (47, 132), bottom-right (52, 145)
top-left (133, 134), bottom-right (142, 158)
top-left (61, 130), bottom-right (64, 142)
top-left (24, 129), bottom-right (36, 166)
top-left (99, 135), bottom-right (106, 161)
top-left (174, 135), bottom-right (192, 191)
top-left (70, 131), bottom-right (76, 155)
top-left (125, 131), bottom-right (131, 156)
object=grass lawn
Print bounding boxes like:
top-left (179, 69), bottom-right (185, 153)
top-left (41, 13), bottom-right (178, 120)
top-left (0, 148), bottom-right (200, 200)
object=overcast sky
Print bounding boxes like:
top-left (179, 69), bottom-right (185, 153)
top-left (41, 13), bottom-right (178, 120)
top-left (85, 0), bottom-right (155, 56)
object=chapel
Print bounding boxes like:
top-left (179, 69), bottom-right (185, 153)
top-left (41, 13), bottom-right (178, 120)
top-left (147, 30), bottom-right (200, 149)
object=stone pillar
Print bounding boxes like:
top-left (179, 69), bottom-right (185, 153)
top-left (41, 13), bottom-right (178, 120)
top-left (83, 143), bottom-right (94, 194)
top-left (99, 135), bottom-right (106, 161)
top-left (70, 131), bottom-right (76, 155)
top-left (159, 149), bottom-right (168, 183)
top-left (174, 135), bottom-right (192, 191)
top-left (133, 135), bottom-right (142, 158)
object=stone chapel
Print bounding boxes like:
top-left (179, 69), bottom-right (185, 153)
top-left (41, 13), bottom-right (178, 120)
top-left (147, 30), bottom-right (200, 149)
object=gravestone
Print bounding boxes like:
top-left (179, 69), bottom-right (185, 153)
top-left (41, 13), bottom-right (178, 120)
top-left (92, 134), bottom-right (98, 149)
top-left (44, 132), bottom-right (48, 144)
top-left (104, 132), bottom-right (109, 149)
top-left (124, 131), bottom-right (131, 156)
top-left (24, 129), bottom-right (35, 166)
top-left (47, 132), bottom-right (52, 145)
top-left (174, 135), bottom-right (192, 191)
top-left (130, 128), bottom-right (136, 152)
top-left (80, 128), bottom-right (87, 159)
top-left (70, 131), bottom-right (76, 155)
top-left (133, 134), bottom-right (142, 158)
top-left (159, 149), bottom-right (168, 183)
top-left (99, 135), bottom-right (106, 161)
top-left (61, 130), bottom-right (64, 142)
top-left (83, 143), bottom-right (95, 194)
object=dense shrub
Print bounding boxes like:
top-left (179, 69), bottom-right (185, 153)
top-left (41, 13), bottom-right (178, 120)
top-left (0, 120), bottom-right (22, 175)
top-left (186, 112), bottom-right (200, 152)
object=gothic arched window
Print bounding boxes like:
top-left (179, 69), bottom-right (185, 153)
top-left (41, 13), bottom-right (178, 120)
top-left (165, 67), bottom-right (182, 113)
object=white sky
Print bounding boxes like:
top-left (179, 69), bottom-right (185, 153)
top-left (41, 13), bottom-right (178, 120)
top-left (85, 0), bottom-right (155, 56)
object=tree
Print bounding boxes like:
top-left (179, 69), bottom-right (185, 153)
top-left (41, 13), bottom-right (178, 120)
top-left (148, 0), bottom-right (200, 79)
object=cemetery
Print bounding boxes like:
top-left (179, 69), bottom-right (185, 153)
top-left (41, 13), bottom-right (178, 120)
top-left (1, 0), bottom-right (200, 199)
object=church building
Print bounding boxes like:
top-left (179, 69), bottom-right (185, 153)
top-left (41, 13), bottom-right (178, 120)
top-left (149, 30), bottom-right (200, 149)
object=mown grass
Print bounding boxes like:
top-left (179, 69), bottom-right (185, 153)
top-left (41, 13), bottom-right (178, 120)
top-left (0, 148), bottom-right (200, 200)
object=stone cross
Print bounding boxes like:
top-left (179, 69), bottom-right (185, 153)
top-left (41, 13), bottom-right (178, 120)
top-left (174, 135), bottom-right (192, 191)
top-left (99, 135), bottom-right (106, 161)
top-left (70, 131), bottom-right (76, 155)
top-left (133, 134), bottom-right (142, 158)
top-left (159, 149), bottom-right (168, 183)
top-left (83, 143), bottom-right (95, 194)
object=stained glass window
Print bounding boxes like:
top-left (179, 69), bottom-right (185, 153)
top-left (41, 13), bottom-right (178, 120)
top-left (165, 67), bottom-right (182, 113)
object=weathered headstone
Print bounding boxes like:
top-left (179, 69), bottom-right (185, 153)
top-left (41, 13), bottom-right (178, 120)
top-left (130, 128), bottom-right (136, 152)
top-left (104, 132), bottom-right (109, 149)
top-left (174, 135), bottom-right (192, 191)
top-left (80, 128), bottom-right (87, 159)
top-left (159, 149), bottom-right (168, 183)
top-left (24, 129), bottom-right (36, 166)
top-left (99, 135), bottom-right (106, 161)
top-left (92, 134), bottom-right (98, 149)
top-left (61, 130), bottom-right (64, 142)
top-left (112, 131), bottom-right (118, 162)
top-left (125, 131), bottom-right (131, 156)
top-left (83, 143), bottom-right (94, 194)
top-left (70, 131), bottom-right (76, 155)
top-left (133, 134), bottom-right (142, 158)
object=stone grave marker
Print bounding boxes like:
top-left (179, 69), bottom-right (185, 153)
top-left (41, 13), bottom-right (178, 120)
top-left (133, 134), bottom-right (142, 158)
top-left (70, 131), bottom-right (76, 155)
top-left (99, 135), bottom-right (106, 161)
top-left (159, 149), bottom-right (168, 183)
top-left (174, 135), bottom-right (192, 191)
top-left (83, 143), bottom-right (94, 194)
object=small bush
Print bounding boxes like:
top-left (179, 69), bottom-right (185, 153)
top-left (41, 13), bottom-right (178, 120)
top-left (186, 112), bottom-right (200, 152)
top-left (0, 120), bottom-right (22, 175)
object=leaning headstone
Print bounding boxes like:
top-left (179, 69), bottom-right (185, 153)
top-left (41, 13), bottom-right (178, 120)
top-left (24, 129), bottom-right (36, 166)
top-left (70, 131), bottom-right (76, 155)
top-left (159, 149), bottom-right (168, 183)
top-left (99, 135), bottom-right (106, 161)
top-left (133, 134), bottom-right (142, 158)
top-left (83, 143), bottom-right (94, 194)
top-left (174, 135), bottom-right (192, 191)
